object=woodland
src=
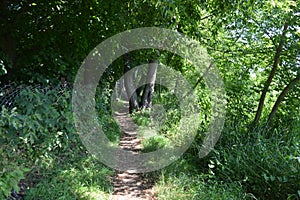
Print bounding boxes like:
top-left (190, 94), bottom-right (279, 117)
top-left (0, 0), bottom-right (299, 199)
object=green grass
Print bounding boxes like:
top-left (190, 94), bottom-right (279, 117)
top-left (154, 155), bottom-right (253, 200)
top-left (25, 151), bottom-right (114, 200)
top-left (142, 135), bottom-right (170, 152)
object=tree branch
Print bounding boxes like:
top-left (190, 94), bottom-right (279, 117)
top-left (268, 76), bottom-right (300, 124)
top-left (182, 61), bottom-right (214, 99)
top-left (253, 20), bottom-right (289, 126)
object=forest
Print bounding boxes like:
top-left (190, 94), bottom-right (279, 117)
top-left (0, 0), bottom-right (299, 199)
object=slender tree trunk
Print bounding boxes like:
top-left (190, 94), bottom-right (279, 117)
top-left (123, 53), bottom-right (139, 113)
top-left (268, 76), bottom-right (300, 124)
top-left (141, 60), bottom-right (158, 109)
top-left (253, 21), bottom-right (289, 125)
top-left (135, 69), bottom-right (147, 97)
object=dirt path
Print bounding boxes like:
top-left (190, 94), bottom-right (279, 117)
top-left (110, 106), bottom-right (157, 200)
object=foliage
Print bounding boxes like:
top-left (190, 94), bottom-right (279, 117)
top-left (0, 86), bottom-right (119, 198)
top-left (0, 0), bottom-right (299, 199)
top-left (207, 125), bottom-right (300, 199)
top-left (0, 88), bottom-right (73, 159)
top-left (0, 86), bottom-right (73, 197)
top-left (0, 146), bottom-right (29, 197)
top-left (155, 155), bottom-right (252, 200)
top-left (0, 51), bottom-right (10, 76)
top-left (25, 155), bottom-right (113, 199)
top-left (95, 85), bottom-right (122, 143)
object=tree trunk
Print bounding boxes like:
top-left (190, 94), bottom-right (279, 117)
top-left (253, 21), bottom-right (289, 126)
top-left (123, 53), bottom-right (139, 113)
top-left (123, 54), bottom-right (158, 113)
top-left (141, 60), bottom-right (158, 109)
top-left (135, 70), bottom-right (147, 97)
top-left (268, 76), bottom-right (300, 124)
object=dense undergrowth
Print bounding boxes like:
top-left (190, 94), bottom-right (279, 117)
top-left (0, 85), bottom-right (299, 199)
top-left (132, 87), bottom-right (300, 200)
top-left (0, 86), bottom-right (118, 199)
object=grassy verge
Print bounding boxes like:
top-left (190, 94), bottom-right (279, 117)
top-left (154, 155), bottom-right (252, 200)
top-left (24, 150), bottom-right (114, 200)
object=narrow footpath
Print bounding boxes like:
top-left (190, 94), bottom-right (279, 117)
top-left (110, 105), bottom-right (157, 200)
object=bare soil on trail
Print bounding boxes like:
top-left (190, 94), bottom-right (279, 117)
top-left (110, 106), bottom-right (157, 200)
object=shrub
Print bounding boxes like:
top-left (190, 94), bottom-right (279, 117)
top-left (0, 86), bottom-right (74, 197)
top-left (0, 147), bottom-right (29, 197)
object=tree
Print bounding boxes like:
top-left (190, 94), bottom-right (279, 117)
top-left (268, 75), bottom-right (300, 124)
top-left (206, 0), bottom-right (299, 128)
top-left (140, 60), bottom-right (158, 109)
top-left (0, 0), bottom-right (299, 128)
top-left (0, 0), bottom-right (117, 83)
top-left (123, 53), bottom-right (140, 113)
top-left (253, 20), bottom-right (289, 125)
top-left (123, 54), bottom-right (158, 113)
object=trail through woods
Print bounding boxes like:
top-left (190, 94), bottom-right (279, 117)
top-left (110, 104), bottom-right (157, 200)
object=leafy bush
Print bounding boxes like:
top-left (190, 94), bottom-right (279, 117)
top-left (0, 84), bottom-right (121, 198)
top-left (0, 108), bottom-right (28, 197)
top-left (0, 147), bottom-right (29, 197)
top-left (1, 88), bottom-right (74, 159)
top-left (0, 86), bottom-right (75, 197)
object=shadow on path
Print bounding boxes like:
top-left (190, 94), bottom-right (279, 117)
top-left (110, 104), bottom-right (157, 200)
